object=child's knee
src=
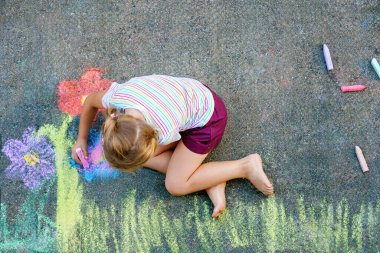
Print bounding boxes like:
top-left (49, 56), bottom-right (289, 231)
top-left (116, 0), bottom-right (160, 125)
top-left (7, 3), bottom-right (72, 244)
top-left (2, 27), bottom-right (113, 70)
top-left (165, 178), bottom-right (187, 196)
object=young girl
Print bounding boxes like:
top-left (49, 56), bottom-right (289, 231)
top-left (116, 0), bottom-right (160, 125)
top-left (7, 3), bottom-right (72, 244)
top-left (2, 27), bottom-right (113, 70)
top-left (72, 75), bottom-right (274, 217)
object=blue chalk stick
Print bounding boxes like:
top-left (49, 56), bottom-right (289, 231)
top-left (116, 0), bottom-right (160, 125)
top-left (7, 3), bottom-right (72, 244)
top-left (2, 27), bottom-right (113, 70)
top-left (323, 44), bottom-right (333, 71)
top-left (371, 58), bottom-right (380, 79)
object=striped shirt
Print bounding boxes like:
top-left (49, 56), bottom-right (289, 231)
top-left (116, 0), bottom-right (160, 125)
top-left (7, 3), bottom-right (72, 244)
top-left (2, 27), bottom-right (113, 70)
top-left (101, 75), bottom-right (215, 145)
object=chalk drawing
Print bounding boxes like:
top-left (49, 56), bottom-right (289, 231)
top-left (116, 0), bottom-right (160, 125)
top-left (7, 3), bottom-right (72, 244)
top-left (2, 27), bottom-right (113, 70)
top-left (0, 179), bottom-right (56, 251)
top-left (57, 68), bottom-right (113, 117)
top-left (70, 126), bottom-right (120, 182)
top-left (57, 67), bottom-right (120, 182)
top-left (37, 116), bottom-right (84, 252)
top-left (2, 127), bottom-right (55, 189)
top-left (61, 189), bottom-right (379, 253)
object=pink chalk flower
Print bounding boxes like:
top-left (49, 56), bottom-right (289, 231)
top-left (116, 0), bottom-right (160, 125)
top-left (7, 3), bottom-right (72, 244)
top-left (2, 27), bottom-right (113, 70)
top-left (57, 68), bottom-right (113, 116)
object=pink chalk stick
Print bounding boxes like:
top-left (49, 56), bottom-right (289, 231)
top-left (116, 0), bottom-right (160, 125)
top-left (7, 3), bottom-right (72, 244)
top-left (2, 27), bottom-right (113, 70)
top-left (76, 148), bottom-right (89, 169)
top-left (323, 44), bottom-right (333, 71)
top-left (355, 146), bottom-right (369, 173)
top-left (340, 85), bottom-right (367, 93)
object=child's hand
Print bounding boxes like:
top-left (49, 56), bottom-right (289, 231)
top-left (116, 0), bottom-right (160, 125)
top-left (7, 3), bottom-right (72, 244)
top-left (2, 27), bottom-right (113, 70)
top-left (72, 139), bottom-right (88, 164)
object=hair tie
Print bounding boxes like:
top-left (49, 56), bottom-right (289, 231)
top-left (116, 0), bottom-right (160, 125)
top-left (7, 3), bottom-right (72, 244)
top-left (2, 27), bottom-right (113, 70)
top-left (111, 113), bottom-right (117, 119)
top-left (118, 108), bottom-right (126, 114)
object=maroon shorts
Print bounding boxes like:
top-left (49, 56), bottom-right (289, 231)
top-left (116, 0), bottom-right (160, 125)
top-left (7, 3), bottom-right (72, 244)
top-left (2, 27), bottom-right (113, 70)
top-left (180, 88), bottom-right (228, 154)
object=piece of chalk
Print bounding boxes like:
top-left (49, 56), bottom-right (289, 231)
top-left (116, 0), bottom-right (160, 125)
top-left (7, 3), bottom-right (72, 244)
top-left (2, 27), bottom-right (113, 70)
top-left (371, 58), bottom-right (380, 79)
top-left (323, 44), bottom-right (333, 71)
top-left (340, 85), bottom-right (367, 92)
top-left (76, 148), bottom-right (89, 169)
top-left (355, 146), bottom-right (369, 173)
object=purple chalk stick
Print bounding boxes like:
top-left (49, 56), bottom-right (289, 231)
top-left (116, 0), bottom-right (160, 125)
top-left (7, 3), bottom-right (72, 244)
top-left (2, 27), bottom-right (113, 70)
top-left (323, 44), bottom-right (333, 71)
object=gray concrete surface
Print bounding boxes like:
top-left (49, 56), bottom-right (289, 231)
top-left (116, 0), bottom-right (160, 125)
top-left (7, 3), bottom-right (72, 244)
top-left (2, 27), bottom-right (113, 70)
top-left (1, 0), bottom-right (380, 252)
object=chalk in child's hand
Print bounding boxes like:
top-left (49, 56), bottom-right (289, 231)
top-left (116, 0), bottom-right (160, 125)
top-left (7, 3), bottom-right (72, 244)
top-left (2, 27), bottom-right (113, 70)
top-left (355, 146), bottom-right (369, 173)
top-left (323, 44), bottom-right (333, 71)
top-left (340, 85), bottom-right (367, 93)
top-left (76, 148), bottom-right (89, 169)
top-left (371, 58), bottom-right (380, 79)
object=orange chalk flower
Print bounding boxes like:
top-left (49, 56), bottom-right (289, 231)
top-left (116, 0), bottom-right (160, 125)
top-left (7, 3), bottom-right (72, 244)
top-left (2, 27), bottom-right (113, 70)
top-left (57, 68), bottom-right (113, 116)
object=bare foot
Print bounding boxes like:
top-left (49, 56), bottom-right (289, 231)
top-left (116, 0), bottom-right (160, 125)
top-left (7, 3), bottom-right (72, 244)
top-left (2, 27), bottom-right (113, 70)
top-left (206, 182), bottom-right (227, 218)
top-left (244, 154), bottom-right (274, 196)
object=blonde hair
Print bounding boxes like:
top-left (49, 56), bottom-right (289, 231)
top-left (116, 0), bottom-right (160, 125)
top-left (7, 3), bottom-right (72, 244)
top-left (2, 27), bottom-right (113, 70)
top-left (102, 107), bottom-right (158, 172)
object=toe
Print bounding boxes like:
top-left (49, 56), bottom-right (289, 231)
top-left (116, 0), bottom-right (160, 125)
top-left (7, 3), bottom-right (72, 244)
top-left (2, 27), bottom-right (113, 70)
top-left (212, 204), bottom-right (226, 218)
top-left (264, 185), bottom-right (274, 196)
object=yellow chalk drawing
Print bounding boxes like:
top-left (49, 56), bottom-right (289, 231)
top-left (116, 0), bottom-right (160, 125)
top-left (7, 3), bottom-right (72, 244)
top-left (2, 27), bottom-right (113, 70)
top-left (261, 196), bottom-right (278, 252)
top-left (37, 116), bottom-right (84, 252)
top-left (194, 197), bottom-right (212, 252)
top-left (158, 201), bottom-right (181, 253)
top-left (342, 200), bottom-right (349, 252)
top-left (57, 184), bottom-right (379, 252)
top-left (23, 151), bottom-right (40, 166)
top-left (351, 205), bottom-right (364, 252)
top-left (109, 205), bottom-right (121, 253)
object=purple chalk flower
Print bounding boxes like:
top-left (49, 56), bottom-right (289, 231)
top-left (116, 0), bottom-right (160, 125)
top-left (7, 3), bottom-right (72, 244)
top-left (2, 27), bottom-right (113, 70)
top-left (2, 127), bottom-right (55, 190)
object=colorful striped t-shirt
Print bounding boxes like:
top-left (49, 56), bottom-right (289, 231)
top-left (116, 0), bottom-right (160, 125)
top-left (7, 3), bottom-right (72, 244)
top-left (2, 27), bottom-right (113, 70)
top-left (101, 75), bottom-right (215, 145)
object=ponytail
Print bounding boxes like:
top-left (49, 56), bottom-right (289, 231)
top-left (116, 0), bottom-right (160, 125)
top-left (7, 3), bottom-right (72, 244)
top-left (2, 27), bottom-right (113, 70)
top-left (103, 107), bottom-right (118, 137)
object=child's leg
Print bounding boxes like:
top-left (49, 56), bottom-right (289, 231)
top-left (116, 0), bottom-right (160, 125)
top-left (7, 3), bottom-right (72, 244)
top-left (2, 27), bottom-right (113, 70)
top-left (143, 149), bottom-right (227, 217)
top-left (143, 151), bottom-right (173, 174)
top-left (165, 141), bottom-right (274, 196)
top-left (206, 181), bottom-right (226, 217)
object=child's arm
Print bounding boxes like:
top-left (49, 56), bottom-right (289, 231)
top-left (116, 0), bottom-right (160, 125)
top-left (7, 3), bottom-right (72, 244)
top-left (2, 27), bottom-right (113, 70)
top-left (72, 91), bottom-right (106, 164)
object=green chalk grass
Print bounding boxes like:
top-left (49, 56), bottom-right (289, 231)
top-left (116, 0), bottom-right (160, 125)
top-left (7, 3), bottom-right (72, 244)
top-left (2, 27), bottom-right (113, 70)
top-left (61, 192), bottom-right (379, 253)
